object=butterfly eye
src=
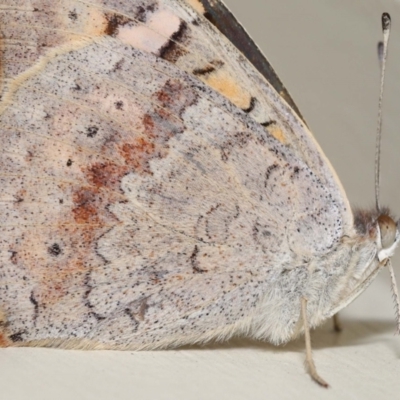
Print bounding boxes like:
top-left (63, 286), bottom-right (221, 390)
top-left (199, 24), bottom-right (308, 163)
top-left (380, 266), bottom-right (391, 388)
top-left (377, 214), bottom-right (397, 249)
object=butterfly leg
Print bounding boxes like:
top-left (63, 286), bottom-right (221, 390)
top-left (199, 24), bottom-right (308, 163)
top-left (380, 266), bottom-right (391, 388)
top-left (332, 313), bottom-right (343, 332)
top-left (301, 298), bottom-right (329, 388)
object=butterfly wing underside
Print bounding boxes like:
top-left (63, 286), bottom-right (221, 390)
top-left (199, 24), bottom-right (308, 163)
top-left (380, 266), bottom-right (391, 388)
top-left (0, 0), bottom-right (353, 348)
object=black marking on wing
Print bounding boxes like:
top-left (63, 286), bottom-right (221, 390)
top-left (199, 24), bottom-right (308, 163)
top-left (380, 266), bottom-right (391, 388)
top-left (124, 309), bottom-right (140, 332)
top-left (264, 163), bottom-right (279, 187)
top-left (159, 21), bottom-right (189, 63)
top-left (68, 10), bottom-right (78, 21)
top-left (104, 13), bottom-right (131, 37)
top-left (190, 245), bottom-right (207, 273)
top-left (86, 126), bottom-right (99, 138)
top-left (243, 96), bottom-right (256, 113)
top-left (29, 291), bottom-right (39, 323)
top-left (193, 60), bottom-right (224, 76)
top-left (193, 65), bottom-right (215, 76)
top-left (261, 120), bottom-right (276, 127)
top-left (135, 2), bottom-right (158, 23)
top-left (48, 243), bottom-right (62, 256)
top-left (9, 331), bottom-right (25, 342)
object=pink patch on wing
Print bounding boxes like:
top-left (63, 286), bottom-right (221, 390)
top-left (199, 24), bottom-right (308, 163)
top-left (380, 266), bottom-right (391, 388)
top-left (117, 10), bottom-right (181, 53)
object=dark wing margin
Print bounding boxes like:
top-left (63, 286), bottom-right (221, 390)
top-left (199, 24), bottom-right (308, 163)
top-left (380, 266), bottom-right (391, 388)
top-left (197, 0), bottom-right (306, 124)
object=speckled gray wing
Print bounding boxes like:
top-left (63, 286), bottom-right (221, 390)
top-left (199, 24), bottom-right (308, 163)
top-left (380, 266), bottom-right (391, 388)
top-left (0, 0), bottom-right (351, 348)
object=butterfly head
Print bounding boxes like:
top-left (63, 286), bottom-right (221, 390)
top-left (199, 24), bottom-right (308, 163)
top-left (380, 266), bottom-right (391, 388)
top-left (376, 214), bottom-right (400, 262)
top-left (353, 208), bottom-right (399, 263)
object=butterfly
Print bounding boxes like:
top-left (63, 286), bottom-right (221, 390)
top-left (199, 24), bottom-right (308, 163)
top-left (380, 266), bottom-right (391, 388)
top-left (0, 0), bottom-right (398, 387)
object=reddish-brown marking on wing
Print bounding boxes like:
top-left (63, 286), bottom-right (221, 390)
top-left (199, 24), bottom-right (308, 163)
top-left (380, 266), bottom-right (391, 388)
top-left (0, 333), bottom-right (11, 348)
top-left (72, 188), bottom-right (102, 225)
top-left (155, 79), bottom-right (198, 115)
top-left (85, 162), bottom-right (129, 191)
top-left (120, 138), bottom-right (156, 175)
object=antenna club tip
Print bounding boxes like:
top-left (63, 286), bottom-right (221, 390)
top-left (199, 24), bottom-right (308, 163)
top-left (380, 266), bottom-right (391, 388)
top-left (382, 13), bottom-right (391, 31)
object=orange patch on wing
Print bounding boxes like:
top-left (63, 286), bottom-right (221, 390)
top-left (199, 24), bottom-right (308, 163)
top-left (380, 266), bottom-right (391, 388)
top-left (184, 0), bottom-right (206, 14)
top-left (268, 126), bottom-right (287, 144)
top-left (202, 69), bottom-right (252, 110)
top-left (84, 8), bottom-right (109, 38)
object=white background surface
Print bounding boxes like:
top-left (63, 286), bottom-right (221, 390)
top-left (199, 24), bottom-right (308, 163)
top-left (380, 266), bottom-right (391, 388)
top-left (1, 0), bottom-right (400, 399)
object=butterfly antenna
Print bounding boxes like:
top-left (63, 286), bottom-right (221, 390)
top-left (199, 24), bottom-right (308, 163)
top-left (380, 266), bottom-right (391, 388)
top-left (376, 14), bottom-right (400, 335)
top-left (375, 13), bottom-right (391, 212)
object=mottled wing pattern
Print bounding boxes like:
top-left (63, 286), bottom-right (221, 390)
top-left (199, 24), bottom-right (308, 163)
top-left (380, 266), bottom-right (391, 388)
top-left (0, 0), bottom-right (352, 348)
